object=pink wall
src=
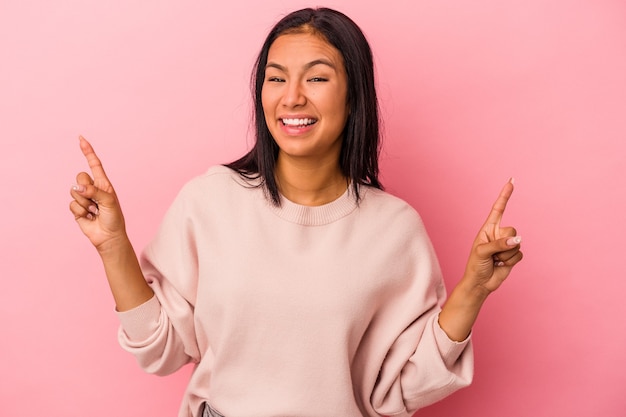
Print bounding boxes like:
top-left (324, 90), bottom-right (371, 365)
top-left (1, 0), bottom-right (624, 415)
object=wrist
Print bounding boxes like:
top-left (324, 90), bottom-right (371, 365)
top-left (454, 278), bottom-right (490, 306)
top-left (441, 283), bottom-right (487, 323)
top-left (439, 280), bottom-right (489, 342)
top-left (96, 233), bottom-right (133, 260)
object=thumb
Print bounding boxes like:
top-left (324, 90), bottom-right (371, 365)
top-left (476, 236), bottom-right (522, 259)
top-left (72, 182), bottom-right (116, 210)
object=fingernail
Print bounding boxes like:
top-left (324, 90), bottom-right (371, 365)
top-left (495, 261), bottom-right (505, 267)
top-left (509, 177), bottom-right (515, 185)
top-left (86, 213), bottom-right (94, 221)
top-left (507, 236), bottom-right (522, 246)
top-left (72, 184), bottom-right (85, 193)
top-left (88, 204), bottom-right (99, 215)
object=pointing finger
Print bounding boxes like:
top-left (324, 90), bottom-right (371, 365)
top-left (79, 135), bottom-right (109, 183)
top-left (484, 178), bottom-right (515, 228)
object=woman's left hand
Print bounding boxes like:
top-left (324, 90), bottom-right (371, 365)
top-left (439, 179), bottom-right (523, 341)
top-left (463, 178), bottom-right (523, 298)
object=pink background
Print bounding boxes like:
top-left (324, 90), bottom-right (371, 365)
top-left (1, 0), bottom-right (625, 416)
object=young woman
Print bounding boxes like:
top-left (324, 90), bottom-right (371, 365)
top-left (70, 7), bottom-right (522, 417)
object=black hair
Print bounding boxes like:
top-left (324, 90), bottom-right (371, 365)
top-left (226, 7), bottom-right (382, 205)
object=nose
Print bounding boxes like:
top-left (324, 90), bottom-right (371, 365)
top-left (281, 80), bottom-right (306, 108)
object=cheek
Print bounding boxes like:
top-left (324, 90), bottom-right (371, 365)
top-left (329, 94), bottom-right (349, 125)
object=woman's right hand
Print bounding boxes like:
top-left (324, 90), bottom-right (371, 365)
top-left (69, 136), bottom-right (128, 253)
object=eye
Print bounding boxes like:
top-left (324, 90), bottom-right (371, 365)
top-left (308, 77), bottom-right (328, 82)
top-left (266, 76), bottom-right (285, 83)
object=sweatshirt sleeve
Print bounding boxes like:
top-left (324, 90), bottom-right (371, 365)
top-left (116, 181), bottom-right (202, 376)
top-left (365, 207), bottom-right (474, 417)
top-left (371, 312), bottom-right (473, 416)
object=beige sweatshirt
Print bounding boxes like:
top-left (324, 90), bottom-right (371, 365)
top-left (117, 166), bottom-right (473, 417)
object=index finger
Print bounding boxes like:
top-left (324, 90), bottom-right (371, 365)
top-left (79, 135), bottom-right (109, 181)
top-left (484, 178), bottom-right (515, 227)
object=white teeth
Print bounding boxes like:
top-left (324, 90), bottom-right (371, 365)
top-left (282, 118), bottom-right (316, 126)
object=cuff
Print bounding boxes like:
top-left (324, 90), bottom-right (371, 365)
top-left (434, 314), bottom-right (471, 368)
top-left (116, 295), bottom-right (161, 341)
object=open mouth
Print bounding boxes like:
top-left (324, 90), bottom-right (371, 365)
top-left (281, 118), bottom-right (317, 127)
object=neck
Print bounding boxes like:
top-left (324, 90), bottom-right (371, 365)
top-left (275, 153), bottom-right (348, 206)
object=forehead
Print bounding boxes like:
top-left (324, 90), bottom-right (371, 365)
top-left (267, 32), bottom-right (344, 66)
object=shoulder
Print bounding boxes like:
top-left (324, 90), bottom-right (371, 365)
top-left (360, 186), bottom-right (424, 225)
top-left (179, 165), bottom-right (259, 194)
top-left (184, 165), bottom-right (241, 187)
top-left (356, 186), bottom-right (438, 268)
top-left (356, 186), bottom-right (434, 243)
top-left (169, 165), bottom-right (263, 211)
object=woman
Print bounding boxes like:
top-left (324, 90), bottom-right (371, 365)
top-left (70, 7), bottom-right (522, 417)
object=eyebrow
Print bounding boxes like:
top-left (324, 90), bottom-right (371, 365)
top-left (265, 58), bottom-right (337, 72)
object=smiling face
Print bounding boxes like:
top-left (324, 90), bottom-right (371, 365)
top-left (262, 31), bottom-right (349, 166)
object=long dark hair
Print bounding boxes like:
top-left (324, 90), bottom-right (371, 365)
top-left (226, 7), bottom-right (382, 205)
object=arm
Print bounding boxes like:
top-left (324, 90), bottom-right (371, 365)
top-left (70, 136), bottom-right (199, 375)
top-left (69, 136), bottom-right (154, 311)
top-left (438, 179), bottom-right (524, 341)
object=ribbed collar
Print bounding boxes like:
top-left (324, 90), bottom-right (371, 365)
top-left (268, 186), bottom-right (361, 226)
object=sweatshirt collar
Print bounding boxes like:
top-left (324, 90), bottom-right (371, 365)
top-left (269, 186), bottom-right (360, 226)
